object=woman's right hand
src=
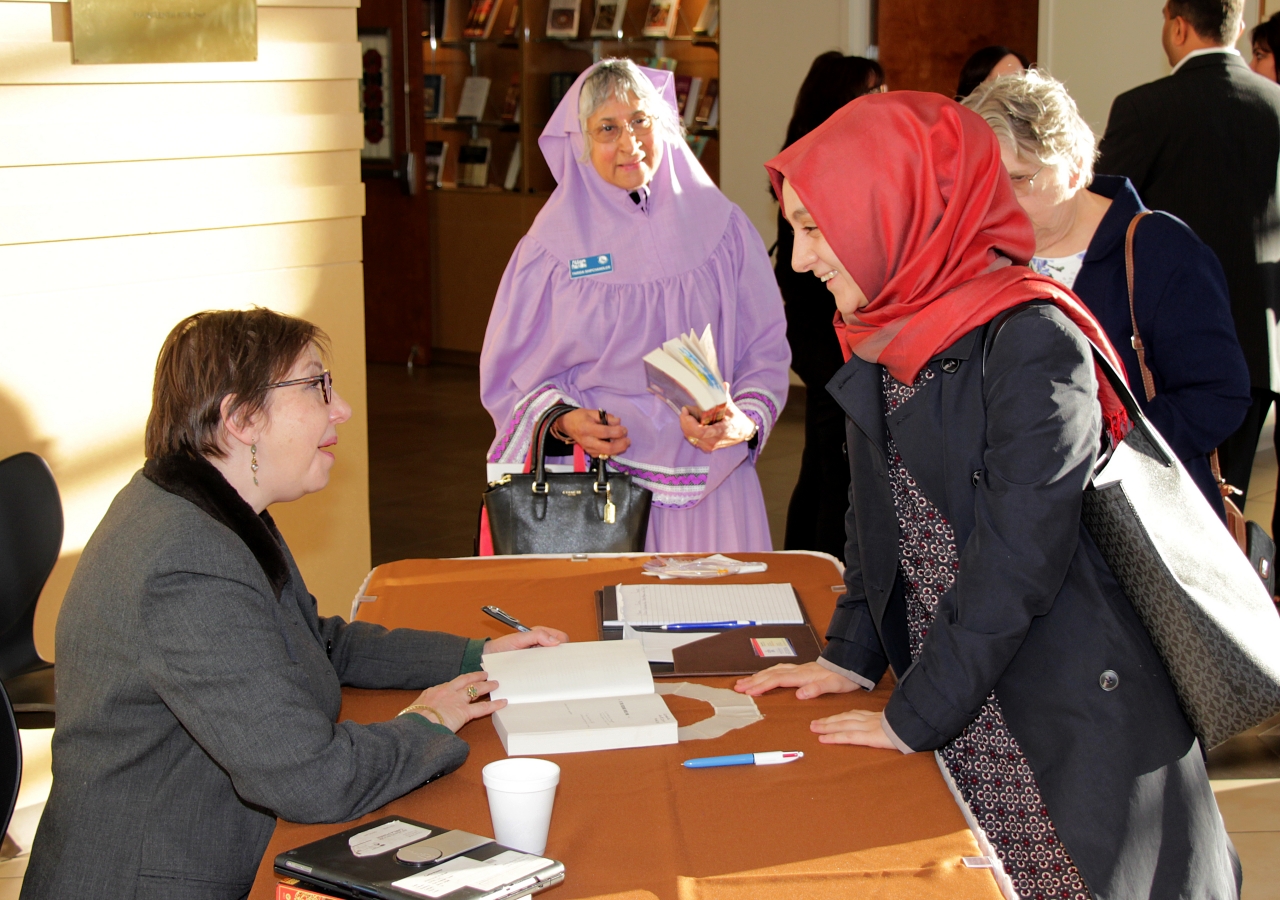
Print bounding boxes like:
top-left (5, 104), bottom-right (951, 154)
top-left (734, 661), bottom-right (859, 700)
top-left (404, 671), bottom-right (505, 733)
top-left (554, 408), bottom-right (630, 457)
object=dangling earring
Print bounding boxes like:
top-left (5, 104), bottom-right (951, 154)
top-left (250, 443), bottom-right (259, 486)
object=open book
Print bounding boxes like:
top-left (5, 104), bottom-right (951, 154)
top-left (481, 641), bottom-right (677, 755)
top-left (642, 325), bottom-right (728, 425)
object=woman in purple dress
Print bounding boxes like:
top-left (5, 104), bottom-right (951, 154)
top-left (480, 59), bottom-right (789, 551)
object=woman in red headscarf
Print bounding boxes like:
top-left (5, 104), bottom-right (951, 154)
top-left (736, 92), bottom-right (1239, 900)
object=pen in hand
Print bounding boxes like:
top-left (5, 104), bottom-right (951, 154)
top-left (482, 605), bottom-right (532, 632)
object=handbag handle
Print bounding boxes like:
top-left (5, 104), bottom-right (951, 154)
top-left (530, 404), bottom-right (608, 494)
top-left (1125, 211), bottom-right (1157, 402)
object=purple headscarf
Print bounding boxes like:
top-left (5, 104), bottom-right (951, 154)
top-left (481, 62), bottom-right (789, 548)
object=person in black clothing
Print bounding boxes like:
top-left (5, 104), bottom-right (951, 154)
top-left (1096, 0), bottom-right (1280, 527)
top-left (774, 52), bottom-right (884, 558)
top-left (1250, 12), bottom-right (1280, 81)
top-left (955, 45), bottom-right (1029, 99)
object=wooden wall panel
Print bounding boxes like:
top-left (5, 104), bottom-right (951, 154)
top-left (0, 2), bottom-right (370, 659)
top-left (879, 0), bottom-right (1040, 97)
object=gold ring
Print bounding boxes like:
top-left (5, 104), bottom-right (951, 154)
top-left (687, 436), bottom-right (698, 446)
top-left (466, 684), bottom-right (479, 701)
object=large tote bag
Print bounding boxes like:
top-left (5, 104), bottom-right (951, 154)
top-left (482, 403), bottom-right (652, 555)
top-left (1081, 347), bottom-right (1280, 749)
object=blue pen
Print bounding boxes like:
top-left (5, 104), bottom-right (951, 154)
top-left (658, 620), bottom-right (758, 631)
top-left (684, 751), bottom-right (804, 768)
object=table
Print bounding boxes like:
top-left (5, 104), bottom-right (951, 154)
top-left (251, 553), bottom-right (1003, 900)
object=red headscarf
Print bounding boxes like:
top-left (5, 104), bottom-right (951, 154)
top-left (765, 91), bottom-right (1130, 442)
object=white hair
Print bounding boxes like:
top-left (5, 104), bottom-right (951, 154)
top-left (961, 68), bottom-right (1097, 186)
top-left (576, 58), bottom-right (683, 161)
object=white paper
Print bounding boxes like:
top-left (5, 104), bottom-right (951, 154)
top-left (482, 640), bottom-right (653, 705)
top-left (622, 624), bottom-right (712, 663)
top-left (392, 852), bottom-right (551, 897)
top-left (616, 583), bottom-right (803, 626)
top-left (347, 820), bottom-right (432, 857)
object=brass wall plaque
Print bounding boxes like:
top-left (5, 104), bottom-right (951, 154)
top-left (71, 0), bottom-right (257, 64)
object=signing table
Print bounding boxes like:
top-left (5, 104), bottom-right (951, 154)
top-left (250, 552), bottom-right (1002, 900)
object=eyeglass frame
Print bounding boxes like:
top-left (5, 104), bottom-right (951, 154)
top-left (266, 370), bottom-right (332, 404)
top-left (1008, 165), bottom-right (1045, 196)
top-left (587, 114), bottom-right (655, 144)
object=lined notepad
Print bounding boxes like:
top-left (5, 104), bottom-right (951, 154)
top-left (615, 583), bottom-right (803, 626)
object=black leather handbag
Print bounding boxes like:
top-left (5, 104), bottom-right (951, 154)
top-left (482, 404), bottom-right (653, 555)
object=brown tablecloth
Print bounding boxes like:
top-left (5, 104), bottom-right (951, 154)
top-left (250, 553), bottom-right (1001, 900)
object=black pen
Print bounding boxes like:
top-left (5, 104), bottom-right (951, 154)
top-left (482, 605), bottom-right (532, 632)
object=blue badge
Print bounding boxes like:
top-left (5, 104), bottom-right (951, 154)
top-left (569, 253), bottom-right (613, 278)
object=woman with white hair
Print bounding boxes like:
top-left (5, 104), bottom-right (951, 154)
top-left (964, 70), bottom-right (1250, 519)
top-left (480, 59), bottom-right (789, 550)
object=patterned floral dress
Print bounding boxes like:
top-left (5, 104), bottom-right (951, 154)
top-left (883, 367), bottom-right (1092, 900)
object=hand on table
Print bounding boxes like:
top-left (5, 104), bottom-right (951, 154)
top-left (555, 408), bottom-right (630, 457)
top-left (484, 626), bottom-right (568, 655)
top-left (680, 385), bottom-right (758, 453)
top-left (810, 708), bottom-right (896, 750)
top-left (734, 661), bottom-right (859, 700)
top-left (406, 671), bottom-right (504, 733)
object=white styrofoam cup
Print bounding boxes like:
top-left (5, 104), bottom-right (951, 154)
top-left (481, 758), bottom-right (560, 855)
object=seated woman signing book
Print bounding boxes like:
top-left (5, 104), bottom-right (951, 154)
top-left (480, 58), bottom-right (790, 552)
top-left (20, 309), bottom-right (566, 900)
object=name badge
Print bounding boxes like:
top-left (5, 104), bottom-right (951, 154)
top-left (569, 253), bottom-right (613, 278)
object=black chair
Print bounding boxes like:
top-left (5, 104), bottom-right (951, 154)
top-left (0, 680), bottom-right (21, 858)
top-left (0, 453), bottom-right (62, 729)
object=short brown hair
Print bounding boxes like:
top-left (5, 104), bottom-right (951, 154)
top-left (1168, 0), bottom-right (1244, 46)
top-left (145, 308), bottom-right (329, 460)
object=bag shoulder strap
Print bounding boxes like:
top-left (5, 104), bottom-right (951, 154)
top-left (1126, 211), bottom-right (1157, 402)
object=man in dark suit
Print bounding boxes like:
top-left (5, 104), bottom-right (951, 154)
top-left (1097, 0), bottom-right (1280, 516)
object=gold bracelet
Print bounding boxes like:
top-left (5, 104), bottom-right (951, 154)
top-left (398, 704), bottom-right (443, 725)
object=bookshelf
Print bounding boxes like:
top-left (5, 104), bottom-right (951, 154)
top-left (423, 0), bottom-right (720, 357)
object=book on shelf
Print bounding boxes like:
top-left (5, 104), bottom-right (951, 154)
top-left (549, 71), bottom-right (577, 111)
top-left (642, 0), bottom-right (680, 37)
top-left (686, 134), bottom-right (708, 159)
top-left (503, 0), bottom-right (520, 35)
top-left (481, 640), bottom-right (677, 755)
top-left (675, 74), bottom-right (702, 126)
top-left (500, 74), bottom-right (521, 121)
top-left (277, 880), bottom-right (341, 900)
top-left (455, 75), bottom-right (491, 120)
top-left (694, 76), bottom-right (718, 126)
top-left (503, 139), bottom-right (522, 190)
top-left (545, 0), bottom-right (580, 38)
top-left (692, 0), bottom-right (718, 38)
top-left (423, 73), bottom-right (444, 119)
top-left (458, 138), bottom-right (491, 186)
top-left (425, 140), bottom-right (448, 187)
top-left (704, 95), bottom-right (719, 129)
top-left (462, 0), bottom-right (499, 38)
top-left (422, 0), bottom-right (449, 42)
top-left (642, 324), bottom-right (727, 425)
top-left (649, 55), bottom-right (677, 72)
top-left (589, 0), bottom-right (625, 37)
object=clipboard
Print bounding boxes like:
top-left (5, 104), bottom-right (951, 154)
top-left (594, 585), bottom-right (823, 677)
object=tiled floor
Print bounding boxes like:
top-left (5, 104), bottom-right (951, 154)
top-left (4, 364), bottom-right (1277, 897)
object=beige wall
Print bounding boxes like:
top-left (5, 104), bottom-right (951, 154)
top-left (0, 0), bottom-right (370, 658)
top-left (719, 0), bottom-right (852, 242)
top-left (1038, 0), bottom-right (1262, 134)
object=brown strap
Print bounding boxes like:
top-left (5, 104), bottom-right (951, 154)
top-left (1125, 211), bottom-right (1156, 402)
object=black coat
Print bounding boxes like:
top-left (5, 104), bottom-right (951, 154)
top-left (1097, 52), bottom-right (1280, 387)
top-left (823, 302), bottom-right (1237, 899)
top-left (1074, 175), bottom-right (1251, 513)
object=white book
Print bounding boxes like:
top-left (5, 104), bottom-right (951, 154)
top-left (641, 324), bottom-right (727, 425)
top-left (455, 75), bottom-right (491, 120)
top-left (681, 76), bottom-right (702, 129)
top-left (545, 0), bottom-right (580, 38)
top-left (482, 641), bottom-right (677, 755)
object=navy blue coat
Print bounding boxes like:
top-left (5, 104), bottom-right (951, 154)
top-left (824, 302), bottom-right (1238, 899)
top-left (1074, 175), bottom-right (1250, 515)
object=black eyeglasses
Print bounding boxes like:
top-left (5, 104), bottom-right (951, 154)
top-left (266, 370), bottom-right (332, 404)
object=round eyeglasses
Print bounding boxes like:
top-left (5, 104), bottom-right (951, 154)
top-left (1008, 166), bottom-right (1045, 196)
top-left (588, 115), bottom-right (654, 143)
top-left (266, 370), bottom-right (332, 404)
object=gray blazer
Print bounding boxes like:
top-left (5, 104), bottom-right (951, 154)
top-left (21, 456), bottom-right (483, 900)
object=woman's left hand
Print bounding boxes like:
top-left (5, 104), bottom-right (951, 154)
top-left (680, 384), bottom-right (758, 453)
top-left (810, 708), bottom-right (897, 749)
top-left (483, 626), bottom-right (569, 655)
